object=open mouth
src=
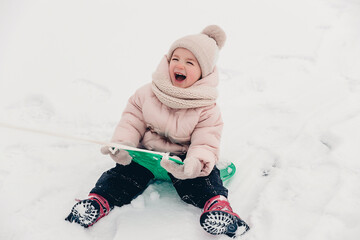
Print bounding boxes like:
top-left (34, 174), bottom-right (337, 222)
top-left (175, 73), bottom-right (186, 81)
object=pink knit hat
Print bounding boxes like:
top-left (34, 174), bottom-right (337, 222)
top-left (167, 25), bottom-right (226, 78)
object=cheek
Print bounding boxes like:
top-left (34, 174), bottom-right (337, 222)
top-left (196, 69), bottom-right (201, 79)
top-left (169, 66), bottom-right (176, 82)
top-left (190, 68), bottom-right (201, 80)
top-left (168, 64), bottom-right (174, 75)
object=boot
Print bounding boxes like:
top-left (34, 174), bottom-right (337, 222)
top-left (200, 195), bottom-right (250, 238)
top-left (65, 193), bottom-right (113, 228)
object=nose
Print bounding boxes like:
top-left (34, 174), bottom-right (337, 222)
top-left (175, 62), bottom-right (185, 70)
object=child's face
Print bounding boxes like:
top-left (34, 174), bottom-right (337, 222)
top-left (169, 48), bottom-right (202, 88)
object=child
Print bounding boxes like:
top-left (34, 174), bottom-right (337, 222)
top-left (65, 25), bottom-right (249, 238)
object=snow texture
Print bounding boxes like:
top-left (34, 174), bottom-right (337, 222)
top-left (1, 0), bottom-right (360, 239)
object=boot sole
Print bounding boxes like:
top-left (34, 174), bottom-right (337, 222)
top-left (200, 210), bottom-right (250, 238)
top-left (66, 199), bottom-right (100, 228)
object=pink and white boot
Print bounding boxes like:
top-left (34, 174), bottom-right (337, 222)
top-left (65, 193), bottom-right (113, 228)
top-left (200, 195), bottom-right (250, 238)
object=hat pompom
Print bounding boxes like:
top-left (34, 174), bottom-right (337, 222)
top-left (202, 25), bottom-right (226, 49)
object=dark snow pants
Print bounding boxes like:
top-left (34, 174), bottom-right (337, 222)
top-left (90, 160), bottom-right (228, 209)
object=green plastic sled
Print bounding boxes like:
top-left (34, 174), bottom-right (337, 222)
top-left (108, 145), bottom-right (236, 181)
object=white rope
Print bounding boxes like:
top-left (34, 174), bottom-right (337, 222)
top-left (0, 122), bottom-right (167, 156)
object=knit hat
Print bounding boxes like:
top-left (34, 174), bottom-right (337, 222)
top-left (167, 25), bottom-right (226, 78)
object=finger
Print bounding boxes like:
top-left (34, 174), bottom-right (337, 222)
top-left (118, 149), bottom-right (130, 158)
top-left (199, 162), bottom-right (214, 177)
top-left (161, 159), bottom-right (185, 177)
top-left (118, 150), bottom-right (133, 162)
top-left (101, 146), bottom-right (111, 155)
top-left (160, 158), bottom-right (178, 170)
top-left (199, 171), bottom-right (210, 177)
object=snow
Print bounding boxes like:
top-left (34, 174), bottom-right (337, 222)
top-left (1, 0), bottom-right (360, 239)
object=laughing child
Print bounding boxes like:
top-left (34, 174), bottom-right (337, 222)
top-left (66, 25), bottom-right (250, 238)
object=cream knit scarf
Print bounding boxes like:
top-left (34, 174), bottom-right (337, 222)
top-left (151, 57), bottom-right (218, 109)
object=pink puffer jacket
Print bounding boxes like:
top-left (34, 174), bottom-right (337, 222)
top-left (111, 60), bottom-right (223, 166)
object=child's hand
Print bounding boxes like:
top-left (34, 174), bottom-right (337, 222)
top-left (100, 146), bottom-right (132, 165)
top-left (161, 157), bottom-right (214, 179)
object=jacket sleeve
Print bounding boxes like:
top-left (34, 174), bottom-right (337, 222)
top-left (111, 88), bottom-right (147, 147)
top-left (186, 104), bottom-right (224, 165)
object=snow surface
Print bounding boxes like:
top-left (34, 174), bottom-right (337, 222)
top-left (1, 0), bottom-right (360, 239)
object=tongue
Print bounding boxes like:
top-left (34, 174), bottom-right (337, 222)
top-left (176, 75), bottom-right (186, 81)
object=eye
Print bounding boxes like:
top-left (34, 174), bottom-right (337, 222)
top-left (187, 61), bottom-right (194, 65)
top-left (171, 57), bottom-right (179, 61)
